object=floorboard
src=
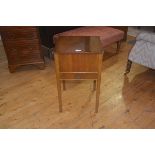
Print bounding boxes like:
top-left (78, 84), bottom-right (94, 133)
top-left (0, 36), bottom-right (155, 128)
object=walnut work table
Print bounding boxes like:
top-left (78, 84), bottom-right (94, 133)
top-left (54, 36), bottom-right (104, 113)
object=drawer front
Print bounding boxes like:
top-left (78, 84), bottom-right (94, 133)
top-left (1, 29), bottom-right (39, 40)
top-left (58, 53), bottom-right (100, 72)
top-left (6, 39), bottom-right (41, 49)
top-left (6, 48), bottom-right (19, 65)
top-left (4, 39), bottom-right (42, 64)
top-left (20, 51), bottom-right (42, 63)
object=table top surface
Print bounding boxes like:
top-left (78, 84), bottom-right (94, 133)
top-left (54, 36), bottom-right (103, 54)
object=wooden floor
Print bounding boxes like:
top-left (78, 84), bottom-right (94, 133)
top-left (0, 36), bottom-right (155, 129)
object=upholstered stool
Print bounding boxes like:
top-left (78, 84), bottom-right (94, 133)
top-left (54, 26), bottom-right (124, 53)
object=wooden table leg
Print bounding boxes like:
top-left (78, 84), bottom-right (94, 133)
top-left (54, 53), bottom-right (63, 112)
top-left (95, 54), bottom-right (103, 113)
top-left (93, 80), bottom-right (96, 91)
top-left (95, 78), bottom-right (101, 113)
top-left (57, 79), bottom-right (62, 112)
top-left (62, 80), bottom-right (66, 90)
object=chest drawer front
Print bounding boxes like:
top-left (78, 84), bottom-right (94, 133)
top-left (4, 39), bottom-right (42, 64)
top-left (19, 51), bottom-right (42, 63)
top-left (6, 39), bottom-right (41, 49)
top-left (6, 48), bottom-right (19, 64)
top-left (1, 29), bottom-right (39, 40)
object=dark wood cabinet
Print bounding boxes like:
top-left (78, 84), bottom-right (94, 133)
top-left (0, 26), bottom-right (45, 73)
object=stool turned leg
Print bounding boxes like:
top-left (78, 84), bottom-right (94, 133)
top-left (62, 80), bottom-right (66, 90)
top-left (116, 41), bottom-right (121, 53)
top-left (124, 60), bottom-right (132, 75)
top-left (93, 80), bottom-right (96, 91)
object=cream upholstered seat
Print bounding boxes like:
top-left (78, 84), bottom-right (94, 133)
top-left (125, 32), bottom-right (155, 74)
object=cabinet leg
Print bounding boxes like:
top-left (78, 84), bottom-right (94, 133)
top-left (62, 80), bottom-right (66, 90)
top-left (95, 78), bottom-right (101, 113)
top-left (124, 60), bottom-right (132, 75)
top-left (57, 80), bottom-right (62, 112)
top-left (9, 65), bottom-right (17, 73)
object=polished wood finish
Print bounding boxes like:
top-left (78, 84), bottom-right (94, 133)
top-left (55, 53), bottom-right (63, 112)
top-left (95, 54), bottom-right (102, 113)
top-left (54, 36), bottom-right (103, 112)
top-left (1, 36), bottom-right (155, 128)
top-left (93, 80), bottom-right (96, 91)
top-left (0, 26), bottom-right (45, 73)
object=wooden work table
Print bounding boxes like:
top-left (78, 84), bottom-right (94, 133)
top-left (54, 36), bottom-right (104, 112)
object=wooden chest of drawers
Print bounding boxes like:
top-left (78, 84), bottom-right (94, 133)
top-left (0, 26), bottom-right (45, 73)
